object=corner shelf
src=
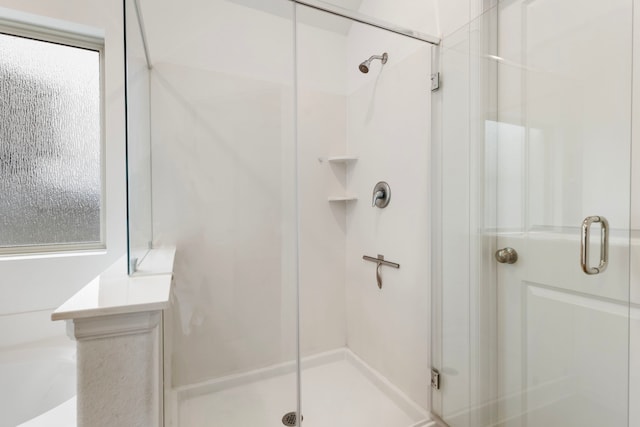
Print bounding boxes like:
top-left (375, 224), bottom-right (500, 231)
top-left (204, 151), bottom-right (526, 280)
top-left (327, 154), bottom-right (357, 203)
top-left (327, 155), bottom-right (358, 164)
top-left (328, 195), bottom-right (358, 202)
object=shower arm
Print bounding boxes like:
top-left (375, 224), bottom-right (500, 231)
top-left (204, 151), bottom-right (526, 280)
top-left (366, 54), bottom-right (386, 63)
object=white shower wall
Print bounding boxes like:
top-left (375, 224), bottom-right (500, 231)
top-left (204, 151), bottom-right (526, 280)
top-left (344, 26), bottom-right (431, 409)
top-left (295, 4), bottom-right (433, 412)
top-left (147, 1), bottom-right (436, 408)
top-left (146, 0), bottom-right (350, 387)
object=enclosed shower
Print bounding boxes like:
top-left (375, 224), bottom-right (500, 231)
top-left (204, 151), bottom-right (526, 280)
top-left (124, 0), bottom-right (435, 425)
top-left (120, 0), bottom-right (637, 426)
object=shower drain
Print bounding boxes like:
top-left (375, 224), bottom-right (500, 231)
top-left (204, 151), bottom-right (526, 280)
top-left (282, 411), bottom-right (302, 426)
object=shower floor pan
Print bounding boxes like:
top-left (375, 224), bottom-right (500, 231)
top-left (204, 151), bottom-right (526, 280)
top-left (173, 348), bottom-right (433, 427)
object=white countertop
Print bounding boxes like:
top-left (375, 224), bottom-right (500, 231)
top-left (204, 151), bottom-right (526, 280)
top-left (52, 247), bottom-right (175, 321)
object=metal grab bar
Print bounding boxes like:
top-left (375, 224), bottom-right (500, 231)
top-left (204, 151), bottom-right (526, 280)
top-left (363, 254), bottom-right (400, 289)
top-left (580, 216), bottom-right (609, 275)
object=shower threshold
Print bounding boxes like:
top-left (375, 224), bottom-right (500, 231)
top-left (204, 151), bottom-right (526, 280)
top-left (171, 348), bottom-right (434, 427)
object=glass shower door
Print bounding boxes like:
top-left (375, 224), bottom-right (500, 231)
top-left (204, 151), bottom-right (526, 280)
top-left (295, 4), bottom-right (433, 426)
top-left (493, 0), bottom-right (632, 425)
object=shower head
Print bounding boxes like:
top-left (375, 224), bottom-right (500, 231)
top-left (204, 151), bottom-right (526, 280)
top-left (358, 52), bottom-right (388, 74)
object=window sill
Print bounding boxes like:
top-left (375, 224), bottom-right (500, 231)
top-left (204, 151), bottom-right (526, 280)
top-left (0, 247), bottom-right (107, 261)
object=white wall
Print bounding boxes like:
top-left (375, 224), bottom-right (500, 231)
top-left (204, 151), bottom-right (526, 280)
top-left (344, 34), bottom-right (431, 410)
top-left (144, 0), bottom-right (349, 387)
top-left (296, 9), bottom-right (349, 357)
top-left (435, 0), bottom-right (494, 38)
top-left (297, 2), bottom-right (434, 410)
top-left (320, 0), bottom-right (488, 39)
top-left (146, 2), bottom-right (434, 412)
top-left (358, 0), bottom-right (437, 35)
top-left (0, 0), bottom-right (127, 345)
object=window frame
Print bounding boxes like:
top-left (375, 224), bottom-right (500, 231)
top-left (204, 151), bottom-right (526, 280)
top-left (0, 16), bottom-right (107, 256)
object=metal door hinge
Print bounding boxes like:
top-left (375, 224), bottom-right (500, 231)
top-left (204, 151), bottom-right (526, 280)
top-left (431, 72), bottom-right (440, 91)
top-left (431, 368), bottom-right (440, 390)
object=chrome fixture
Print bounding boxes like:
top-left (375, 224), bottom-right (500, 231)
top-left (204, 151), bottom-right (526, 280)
top-left (282, 412), bottom-right (301, 426)
top-left (495, 247), bottom-right (518, 264)
top-left (431, 72), bottom-right (440, 91)
top-left (363, 254), bottom-right (400, 289)
top-left (359, 52), bottom-right (388, 73)
top-left (581, 216), bottom-right (609, 275)
top-left (431, 368), bottom-right (441, 390)
top-left (372, 181), bottom-right (391, 208)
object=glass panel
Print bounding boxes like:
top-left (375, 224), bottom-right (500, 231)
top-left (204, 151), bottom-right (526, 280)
top-left (296, 4), bottom-right (431, 426)
top-left (124, 0), bottom-right (153, 272)
top-left (138, 0), bottom-right (299, 424)
top-left (437, 2), bottom-right (631, 426)
top-left (0, 33), bottom-right (101, 249)
top-left (436, 8), bottom-right (499, 426)
top-left (494, 0), bottom-right (631, 426)
top-left (437, 21), bottom-right (473, 427)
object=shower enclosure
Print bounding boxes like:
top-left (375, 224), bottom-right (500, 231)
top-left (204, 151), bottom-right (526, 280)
top-left (126, 0), bottom-right (437, 426)
top-left (123, 0), bottom-right (637, 426)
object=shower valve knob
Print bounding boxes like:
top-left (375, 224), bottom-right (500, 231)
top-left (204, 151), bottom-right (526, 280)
top-left (372, 181), bottom-right (391, 208)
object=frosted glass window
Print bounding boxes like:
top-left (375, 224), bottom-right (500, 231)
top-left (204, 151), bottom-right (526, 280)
top-left (0, 32), bottom-right (102, 250)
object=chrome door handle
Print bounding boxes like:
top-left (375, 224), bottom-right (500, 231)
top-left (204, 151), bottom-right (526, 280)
top-left (495, 247), bottom-right (518, 264)
top-left (581, 216), bottom-right (609, 275)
